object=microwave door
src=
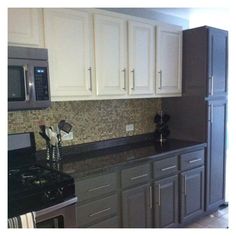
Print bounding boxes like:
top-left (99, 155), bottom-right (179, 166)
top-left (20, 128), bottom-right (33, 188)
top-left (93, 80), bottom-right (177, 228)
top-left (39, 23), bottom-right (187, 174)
top-left (8, 59), bottom-right (31, 111)
top-left (8, 65), bottom-right (29, 102)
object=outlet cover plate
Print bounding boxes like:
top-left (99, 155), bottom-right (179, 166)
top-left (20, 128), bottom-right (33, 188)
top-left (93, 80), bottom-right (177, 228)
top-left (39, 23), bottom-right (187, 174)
top-left (61, 131), bottom-right (73, 141)
top-left (126, 124), bottom-right (134, 132)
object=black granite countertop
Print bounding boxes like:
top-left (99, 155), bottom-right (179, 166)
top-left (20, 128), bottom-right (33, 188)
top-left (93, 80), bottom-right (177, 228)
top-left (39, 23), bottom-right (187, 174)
top-left (36, 134), bottom-right (206, 180)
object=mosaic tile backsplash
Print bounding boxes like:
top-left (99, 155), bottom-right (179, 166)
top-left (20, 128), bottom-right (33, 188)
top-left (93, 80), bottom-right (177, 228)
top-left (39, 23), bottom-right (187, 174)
top-left (8, 98), bottom-right (161, 150)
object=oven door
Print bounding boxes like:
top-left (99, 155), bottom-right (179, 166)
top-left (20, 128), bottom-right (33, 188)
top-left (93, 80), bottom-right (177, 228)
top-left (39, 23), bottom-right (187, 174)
top-left (35, 197), bottom-right (77, 228)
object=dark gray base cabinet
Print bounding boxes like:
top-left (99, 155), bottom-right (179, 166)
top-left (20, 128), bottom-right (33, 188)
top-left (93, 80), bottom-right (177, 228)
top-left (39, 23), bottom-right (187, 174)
top-left (154, 175), bottom-right (178, 228)
top-left (75, 146), bottom-right (206, 228)
top-left (180, 166), bottom-right (205, 223)
top-left (122, 183), bottom-right (152, 228)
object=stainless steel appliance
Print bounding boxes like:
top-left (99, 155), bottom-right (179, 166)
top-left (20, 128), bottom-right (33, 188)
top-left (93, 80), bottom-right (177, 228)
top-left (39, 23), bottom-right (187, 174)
top-left (8, 46), bottom-right (51, 111)
top-left (8, 132), bottom-right (77, 228)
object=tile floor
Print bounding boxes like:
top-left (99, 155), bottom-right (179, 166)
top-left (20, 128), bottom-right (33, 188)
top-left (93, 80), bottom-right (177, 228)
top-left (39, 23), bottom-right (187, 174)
top-left (186, 206), bottom-right (228, 228)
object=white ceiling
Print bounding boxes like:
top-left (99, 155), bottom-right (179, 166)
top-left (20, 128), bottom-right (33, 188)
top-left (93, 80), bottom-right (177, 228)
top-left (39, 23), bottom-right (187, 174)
top-left (151, 8), bottom-right (192, 19)
top-left (151, 8), bottom-right (229, 20)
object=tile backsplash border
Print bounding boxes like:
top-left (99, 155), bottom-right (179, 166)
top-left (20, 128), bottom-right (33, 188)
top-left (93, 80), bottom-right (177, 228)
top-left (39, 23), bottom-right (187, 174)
top-left (8, 98), bottom-right (161, 150)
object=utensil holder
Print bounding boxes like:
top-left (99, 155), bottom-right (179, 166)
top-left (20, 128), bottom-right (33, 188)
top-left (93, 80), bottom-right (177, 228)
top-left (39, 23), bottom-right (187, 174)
top-left (46, 143), bottom-right (62, 162)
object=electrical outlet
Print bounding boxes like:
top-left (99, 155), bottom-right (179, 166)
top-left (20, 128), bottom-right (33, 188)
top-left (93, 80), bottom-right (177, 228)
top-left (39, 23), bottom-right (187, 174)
top-left (126, 124), bottom-right (134, 132)
top-left (61, 131), bottom-right (73, 141)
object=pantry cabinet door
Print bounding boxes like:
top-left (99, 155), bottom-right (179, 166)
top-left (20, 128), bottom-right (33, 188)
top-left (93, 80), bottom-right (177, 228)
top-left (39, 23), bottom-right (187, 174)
top-left (44, 9), bottom-right (93, 100)
top-left (8, 8), bottom-right (43, 47)
top-left (94, 14), bottom-right (127, 96)
top-left (156, 24), bottom-right (182, 97)
top-left (128, 21), bottom-right (155, 96)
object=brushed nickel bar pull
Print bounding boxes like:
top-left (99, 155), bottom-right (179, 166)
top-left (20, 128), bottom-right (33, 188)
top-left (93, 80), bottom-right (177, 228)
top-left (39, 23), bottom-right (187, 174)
top-left (158, 70), bottom-right (162, 89)
top-left (188, 158), bottom-right (202, 164)
top-left (211, 104), bottom-right (214, 123)
top-left (130, 173), bottom-right (148, 181)
top-left (88, 184), bottom-right (111, 192)
top-left (122, 68), bottom-right (126, 90)
top-left (89, 207), bottom-right (111, 217)
top-left (158, 184), bottom-right (161, 206)
top-left (211, 76), bottom-right (214, 95)
top-left (209, 76), bottom-right (214, 95)
top-left (23, 65), bottom-right (30, 101)
top-left (208, 105), bottom-right (211, 122)
top-left (161, 165), bottom-right (176, 172)
top-left (131, 69), bottom-right (135, 90)
top-left (88, 67), bottom-right (92, 91)
top-left (184, 176), bottom-right (187, 196)
top-left (149, 185), bottom-right (152, 209)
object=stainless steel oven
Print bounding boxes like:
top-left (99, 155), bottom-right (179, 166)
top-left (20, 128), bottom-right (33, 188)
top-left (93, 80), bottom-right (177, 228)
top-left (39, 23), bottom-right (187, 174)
top-left (8, 46), bottom-right (51, 111)
top-left (36, 197), bottom-right (77, 228)
top-left (8, 132), bottom-right (77, 228)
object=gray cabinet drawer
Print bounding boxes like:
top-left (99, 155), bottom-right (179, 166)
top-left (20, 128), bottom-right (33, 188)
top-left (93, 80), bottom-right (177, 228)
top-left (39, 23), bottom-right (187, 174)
top-left (75, 172), bottom-right (117, 202)
top-left (90, 216), bottom-right (119, 228)
top-left (121, 163), bottom-right (151, 188)
top-left (180, 149), bottom-right (204, 171)
top-left (153, 156), bottom-right (178, 179)
top-left (77, 194), bottom-right (118, 227)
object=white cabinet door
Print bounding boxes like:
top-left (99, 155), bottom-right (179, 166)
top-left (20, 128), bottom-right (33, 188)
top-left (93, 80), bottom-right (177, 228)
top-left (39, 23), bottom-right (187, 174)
top-left (44, 9), bottom-right (93, 100)
top-left (128, 21), bottom-right (155, 95)
top-left (156, 24), bottom-right (182, 97)
top-left (8, 8), bottom-right (43, 47)
top-left (94, 14), bottom-right (127, 96)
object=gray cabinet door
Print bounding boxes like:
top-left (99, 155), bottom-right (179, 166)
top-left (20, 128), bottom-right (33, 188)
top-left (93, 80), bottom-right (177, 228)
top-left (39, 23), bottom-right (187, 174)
top-left (208, 28), bottom-right (228, 98)
top-left (206, 99), bottom-right (226, 210)
top-left (180, 166), bottom-right (205, 223)
top-left (154, 175), bottom-right (178, 228)
top-left (122, 183), bottom-right (152, 228)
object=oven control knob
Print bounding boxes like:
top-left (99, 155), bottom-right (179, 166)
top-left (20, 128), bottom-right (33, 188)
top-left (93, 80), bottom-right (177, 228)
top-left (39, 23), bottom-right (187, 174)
top-left (43, 191), bottom-right (52, 200)
top-left (58, 187), bottom-right (64, 196)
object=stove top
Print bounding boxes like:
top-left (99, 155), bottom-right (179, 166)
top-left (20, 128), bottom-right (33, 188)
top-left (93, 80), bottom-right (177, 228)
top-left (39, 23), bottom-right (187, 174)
top-left (9, 164), bottom-right (74, 195)
top-left (8, 164), bottom-right (75, 218)
top-left (8, 132), bottom-right (76, 218)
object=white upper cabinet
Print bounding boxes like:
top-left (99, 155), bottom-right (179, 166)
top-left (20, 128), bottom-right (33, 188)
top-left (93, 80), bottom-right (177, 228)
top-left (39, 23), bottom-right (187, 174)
top-left (8, 8), bottom-right (183, 100)
top-left (8, 8), bottom-right (44, 47)
top-left (156, 24), bottom-right (182, 97)
top-left (128, 21), bottom-right (155, 95)
top-left (44, 9), bottom-right (93, 100)
top-left (94, 14), bottom-right (127, 96)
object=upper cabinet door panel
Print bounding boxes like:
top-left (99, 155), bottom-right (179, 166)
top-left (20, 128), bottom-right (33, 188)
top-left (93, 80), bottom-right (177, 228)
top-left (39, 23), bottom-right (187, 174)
top-left (128, 21), bottom-right (155, 95)
top-left (8, 8), bottom-right (43, 47)
top-left (156, 25), bottom-right (182, 96)
top-left (94, 14), bottom-right (127, 96)
top-left (44, 9), bottom-right (93, 98)
top-left (208, 28), bottom-right (228, 97)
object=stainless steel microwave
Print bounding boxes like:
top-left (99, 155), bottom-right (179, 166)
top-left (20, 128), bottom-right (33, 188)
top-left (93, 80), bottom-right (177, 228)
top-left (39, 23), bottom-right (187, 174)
top-left (8, 46), bottom-right (51, 111)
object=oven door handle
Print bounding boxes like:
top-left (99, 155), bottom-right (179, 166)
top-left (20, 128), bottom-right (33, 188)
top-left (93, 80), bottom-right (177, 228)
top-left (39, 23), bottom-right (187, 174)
top-left (35, 197), bottom-right (78, 218)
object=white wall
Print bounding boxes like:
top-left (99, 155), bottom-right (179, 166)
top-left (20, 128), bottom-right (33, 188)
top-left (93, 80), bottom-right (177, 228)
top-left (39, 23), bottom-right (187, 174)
top-left (188, 8), bottom-right (229, 30)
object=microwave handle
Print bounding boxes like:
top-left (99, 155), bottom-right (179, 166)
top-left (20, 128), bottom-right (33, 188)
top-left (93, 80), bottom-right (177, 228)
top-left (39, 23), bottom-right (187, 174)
top-left (23, 65), bottom-right (30, 101)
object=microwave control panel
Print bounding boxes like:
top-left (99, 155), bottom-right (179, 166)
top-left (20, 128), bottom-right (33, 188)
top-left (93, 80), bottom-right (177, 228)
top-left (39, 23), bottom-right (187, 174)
top-left (34, 67), bottom-right (49, 101)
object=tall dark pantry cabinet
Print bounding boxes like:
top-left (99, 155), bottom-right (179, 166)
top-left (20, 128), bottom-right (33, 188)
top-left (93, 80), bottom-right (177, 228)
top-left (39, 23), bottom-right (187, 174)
top-left (163, 26), bottom-right (228, 213)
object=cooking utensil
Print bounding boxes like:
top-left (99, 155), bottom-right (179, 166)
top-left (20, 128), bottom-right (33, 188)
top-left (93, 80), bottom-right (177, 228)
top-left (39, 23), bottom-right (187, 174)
top-left (58, 120), bottom-right (65, 130)
top-left (61, 122), bottom-right (72, 134)
top-left (39, 132), bottom-right (50, 141)
top-left (48, 128), bottom-right (58, 146)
